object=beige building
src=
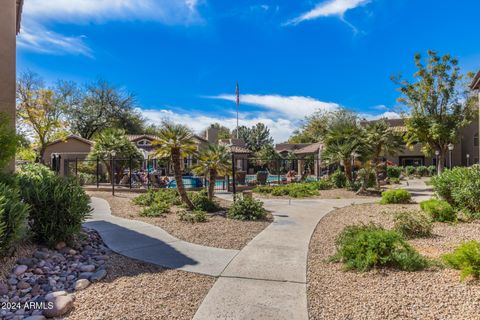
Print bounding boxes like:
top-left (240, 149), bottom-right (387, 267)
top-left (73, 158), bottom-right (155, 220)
top-left (0, 0), bottom-right (23, 171)
top-left (471, 71), bottom-right (480, 163)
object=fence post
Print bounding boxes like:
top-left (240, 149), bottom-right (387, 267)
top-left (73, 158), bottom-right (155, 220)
top-left (111, 157), bottom-right (115, 196)
top-left (129, 157), bottom-right (133, 189)
top-left (231, 153), bottom-right (236, 201)
top-left (96, 157), bottom-right (100, 189)
top-left (147, 159), bottom-right (150, 190)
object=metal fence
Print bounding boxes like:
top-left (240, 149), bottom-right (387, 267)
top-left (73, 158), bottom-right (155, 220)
top-left (59, 154), bottom-right (330, 196)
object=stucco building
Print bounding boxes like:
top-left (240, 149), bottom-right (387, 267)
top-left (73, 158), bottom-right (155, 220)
top-left (0, 0), bottom-right (23, 171)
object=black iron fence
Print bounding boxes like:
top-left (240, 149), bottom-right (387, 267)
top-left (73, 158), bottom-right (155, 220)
top-left (58, 155), bottom-right (331, 196)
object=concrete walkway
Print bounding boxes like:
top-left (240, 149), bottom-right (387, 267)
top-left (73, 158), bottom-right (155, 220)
top-left (193, 196), bottom-right (376, 320)
top-left (84, 197), bottom-right (239, 276)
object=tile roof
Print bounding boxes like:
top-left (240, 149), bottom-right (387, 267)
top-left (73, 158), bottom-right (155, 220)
top-left (293, 142), bottom-right (323, 155)
top-left (275, 143), bottom-right (311, 153)
top-left (228, 145), bottom-right (252, 154)
top-left (46, 135), bottom-right (93, 147)
top-left (16, 0), bottom-right (23, 34)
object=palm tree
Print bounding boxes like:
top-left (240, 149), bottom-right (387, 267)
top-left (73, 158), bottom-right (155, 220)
top-left (323, 110), bottom-right (364, 182)
top-left (153, 122), bottom-right (197, 210)
top-left (193, 145), bottom-right (231, 200)
top-left (365, 120), bottom-right (404, 189)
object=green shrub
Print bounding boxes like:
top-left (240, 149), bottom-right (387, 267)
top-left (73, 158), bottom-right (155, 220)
top-left (430, 166), bottom-right (480, 215)
top-left (77, 172), bottom-right (96, 186)
top-left (355, 168), bottom-right (376, 189)
top-left (404, 166), bottom-right (416, 176)
top-left (387, 166), bottom-right (402, 179)
top-left (427, 165), bottom-right (436, 176)
top-left (0, 183), bottom-right (29, 255)
top-left (140, 202), bottom-right (169, 217)
top-left (420, 199), bottom-right (456, 222)
top-left (0, 113), bottom-right (18, 170)
top-left (228, 197), bottom-right (267, 221)
top-left (133, 189), bottom-right (181, 207)
top-left (442, 241), bottom-right (480, 280)
top-left (17, 164), bottom-right (91, 246)
top-left (416, 166), bottom-right (429, 177)
top-left (253, 185), bottom-right (274, 194)
top-left (190, 189), bottom-right (220, 212)
top-left (178, 210), bottom-right (208, 223)
top-left (380, 189), bottom-right (412, 204)
top-left (332, 224), bottom-right (428, 272)
top-left (313, 179), bottom-right (334, 190)
top-left (390, 177), bottom-right (401, 184)
top-left (393, 211), bottom-right (432, 238)
top-left (330, 170), bottom-right (347, 188)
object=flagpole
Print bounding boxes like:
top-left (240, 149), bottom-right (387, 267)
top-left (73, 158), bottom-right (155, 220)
top-left (236, 82), bottom-right (239, 139)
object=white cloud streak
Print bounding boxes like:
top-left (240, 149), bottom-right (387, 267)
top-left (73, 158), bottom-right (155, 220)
top-left (141, 109), bottom-right (298, 143)
top-left (18, 0), bottom-right (201, 56)
top-left (208, 94), bottom-right (340, 120)
top-left (286, 0), bottom-right (370, 25)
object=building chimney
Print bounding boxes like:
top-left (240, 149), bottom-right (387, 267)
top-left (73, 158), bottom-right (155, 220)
top-left (206, 125), bottom-right (219, 144)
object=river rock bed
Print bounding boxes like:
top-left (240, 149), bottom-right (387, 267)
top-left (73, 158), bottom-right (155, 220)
top-left (0, 229), bottom-right (110, 319)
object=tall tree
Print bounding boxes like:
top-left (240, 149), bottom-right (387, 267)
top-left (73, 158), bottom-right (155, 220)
top-left (193, 145), bottom-right (231, 200)
top-left (365, 120), bottom-right (404, 189)
top-left (87, 129), bottom-right (144, 182)
top-left (153, 122), bottom-right (197, 210)
top-left (16, 72), bottom-right (68, 164)
top-left (0, 113), bottom-right (18, 170)
top-left (288, 110), bottom-right (331, 143)
top-left (232, 123), bottom-right (274, 152)
top-left (392, 50), bottom-right (476, 173)
top-left (63, 79), bottom-right (145, 140)
top-left (322, 109), bottom-right (365, 182)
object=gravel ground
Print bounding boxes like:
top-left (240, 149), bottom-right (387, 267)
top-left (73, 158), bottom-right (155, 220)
top-left (66, 250), bottom-right (214, 320)
top-left (0, 244), bottom-right (35, 279)
top-left (87, 191), bottom-right (272, 250)
top-left (308, 203), bottom-right (480, 320)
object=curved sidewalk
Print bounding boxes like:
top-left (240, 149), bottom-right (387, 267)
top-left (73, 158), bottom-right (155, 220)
top-left (84, 197), bottom-right (239, 277)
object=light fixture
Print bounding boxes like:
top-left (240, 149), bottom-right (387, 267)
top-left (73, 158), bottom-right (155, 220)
top-left (448, 143), bottom-right (454, 151)
top-left (111, 151), bottom-right (116, 157)
top-left (435, 150), bottom-right (440, 156)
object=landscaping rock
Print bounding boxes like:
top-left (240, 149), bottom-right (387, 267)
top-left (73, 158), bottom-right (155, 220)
top-left (17, 280), bottom-right (30, 290)
top-left (74, 279), bottom-right (90, 291)
top-left (55, 241), bottom-right (66, 250)
top-left (79, 272), bottom-right (93, 279)
top-left (45, 290), bottom-right (67, 302)
top-left (0, 282), bottom-right (8, 295)
top-left (42, 295), bottom-right (74, 318)
top-left (79, 264), bottom-right (95, 272)
top-left (34, 251), bottom-right (50, 260)
top-left (24, 316), bottom-right (47, 320)
top-left (14, 265), bottom-right (28, 276)
top-left (90, 269), bottom-right (107, 282)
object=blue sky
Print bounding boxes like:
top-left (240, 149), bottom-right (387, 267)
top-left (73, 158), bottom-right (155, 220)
top-left (17, 0), bottom-right (480, 142)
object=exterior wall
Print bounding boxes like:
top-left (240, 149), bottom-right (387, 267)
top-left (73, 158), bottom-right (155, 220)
top-left (459, 118), bottom-right (480, 165)
top-left (0, 0), bottom-right (17, 172)
top-left (44, 139), bottom-right (92, 176)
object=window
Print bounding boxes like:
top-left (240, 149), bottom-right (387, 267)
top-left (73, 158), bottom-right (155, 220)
top-left (137, 139), bottom-right (152, 146)
top-left (474, 133), bottom-right (479, 147)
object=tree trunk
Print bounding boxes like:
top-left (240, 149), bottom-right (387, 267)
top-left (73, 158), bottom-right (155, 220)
top-left (437, 152), bottom-right (445, 174)
top-left (208, 169), bottom-right (216, 200)
top-left (344, 160), bottom-right (353, 182)
top-left (172, 151), bottom-right (194, 210)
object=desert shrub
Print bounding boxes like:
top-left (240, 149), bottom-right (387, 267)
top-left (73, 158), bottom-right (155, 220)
top-left (0, 183), bottom-right (30, 255)
top-left (228, 197), bottom-right (266, 221)
top-left (330, 170), bottom-right (347, 188)
top-left (380, 189), bottom-right (411, 204)
top-left (387, 166), bottom-right (402, 179)
top-left (442, 241), bottom-right (480, 280)
top-left (16, 164), bottom-right (91, 246)
top-left (190, 189), bottom-right (220, 212)
top-left (77, 172), bottom-right (96, 186)
top-left (404, 166), bottom-right (416, 176)
top-left (355, 168), bottom-right (376, 189)
top-left (431, 166), bottom-right (480, 215)
top-left (140, 202), bottom-right (170, 217)
top-left (178, 210), bottom-right (207, 223)
top-left (346, 180), bottom-right (361, 192)
top-left (416, 166), bottom-right (429, 177)
top-left (133, 189), bottom-right (180, 207)
top-left (427, 165), bottom-right (436, 176)
top-left (390, 177), bottom-right (401, 184)
top-left (420, 199), bottom-right (456, 222)
top-left (332, 224), bottom-right (428, 272)
top-left (253, 185), bottom-right (274, 194)
top-left (313, 179), bottom-right (334, 190)
top-left (393, 211), bottom-right (432, 238)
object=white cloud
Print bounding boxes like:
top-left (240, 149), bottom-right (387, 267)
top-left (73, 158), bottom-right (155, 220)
top-left (18, 0), bottom-right (201, 56)
top-left (141, 109), bottom-right (297, 142)
top-left (208, 94), bottom-right (340, 120)
top-left (359, 111), bottom-right (401, 120)
top-left (287, 0), bottom-right (370, 25)
top-left (17, 25), bottom-right (93, 57)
